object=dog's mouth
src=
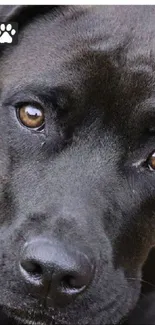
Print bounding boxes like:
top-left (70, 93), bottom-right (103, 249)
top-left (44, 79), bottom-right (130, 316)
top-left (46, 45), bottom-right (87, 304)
top-left (11, 315), bottom-right (46, 325)
top-left (4, 307), bottom-right (55, 325)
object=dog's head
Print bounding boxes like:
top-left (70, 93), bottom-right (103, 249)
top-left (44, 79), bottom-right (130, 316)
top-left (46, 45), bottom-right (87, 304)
top-left (1, 5), bottom-right (155, 325)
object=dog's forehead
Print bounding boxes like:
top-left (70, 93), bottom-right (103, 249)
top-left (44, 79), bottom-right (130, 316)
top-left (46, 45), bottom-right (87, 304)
top-left (1, 5), bottom-right (155, 116)
top-left (1, 7), bottom-right (155, 79)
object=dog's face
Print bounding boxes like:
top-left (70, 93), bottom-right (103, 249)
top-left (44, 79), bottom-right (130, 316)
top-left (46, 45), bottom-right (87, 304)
top-left (1, 5), bottom-right (155, 325)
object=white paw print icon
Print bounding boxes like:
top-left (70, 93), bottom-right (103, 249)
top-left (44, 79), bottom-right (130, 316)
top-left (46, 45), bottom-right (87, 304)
top-left (0, 23), bottom-right (16, 43)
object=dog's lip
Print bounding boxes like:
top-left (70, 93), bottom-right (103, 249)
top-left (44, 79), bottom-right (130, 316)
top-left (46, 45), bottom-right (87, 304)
top-left (12, 314), bottom-right (46, 325)
top-left (5, 306), bottom-right (72, 325)
top-left (5, 307), bottom-right (48, 325)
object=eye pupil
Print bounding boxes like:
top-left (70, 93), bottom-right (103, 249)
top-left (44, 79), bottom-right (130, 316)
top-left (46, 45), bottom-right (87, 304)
top-left (18, 105), bottom-right (44, 129)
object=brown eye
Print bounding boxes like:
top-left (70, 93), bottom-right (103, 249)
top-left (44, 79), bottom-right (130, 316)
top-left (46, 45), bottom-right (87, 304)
top-left (147, 151), bottom-right (155, 171)
top-left (18, 104), bottom-right (45, 129)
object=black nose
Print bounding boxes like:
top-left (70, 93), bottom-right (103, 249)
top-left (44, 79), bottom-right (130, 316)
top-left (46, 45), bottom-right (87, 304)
top-left (19, 238), bottom-right (94, 307)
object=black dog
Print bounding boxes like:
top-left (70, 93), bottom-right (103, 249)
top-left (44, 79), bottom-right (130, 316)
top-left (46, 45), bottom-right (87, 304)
top-left (1, 5), bottom-right (155, 325)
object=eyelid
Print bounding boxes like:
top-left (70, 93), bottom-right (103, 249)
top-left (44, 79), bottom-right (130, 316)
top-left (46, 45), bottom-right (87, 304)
top-left (14, 100), bottom-right (44, 110)
top-left (3, 91), bottom-right (46, 109)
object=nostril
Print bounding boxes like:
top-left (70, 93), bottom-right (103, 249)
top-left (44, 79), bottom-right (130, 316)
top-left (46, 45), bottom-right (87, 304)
top-left (60, 273), bottom-right (87, 290)
top-left (61, 274), bottom-right (78, 289)
top-left (20, 259), bottom-right (43, 279)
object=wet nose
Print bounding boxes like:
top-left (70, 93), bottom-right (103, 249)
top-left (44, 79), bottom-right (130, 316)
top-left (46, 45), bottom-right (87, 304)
top-left (19, 238), bottom-right (94, 306)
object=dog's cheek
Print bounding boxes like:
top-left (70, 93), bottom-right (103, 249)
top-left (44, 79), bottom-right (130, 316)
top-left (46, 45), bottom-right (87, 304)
top-left (0, 118), bottom-right (9, 200)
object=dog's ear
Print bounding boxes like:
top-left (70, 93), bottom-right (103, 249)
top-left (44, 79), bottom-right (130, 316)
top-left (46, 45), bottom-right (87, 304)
top-left (0, 5), bottom-right (58, 26)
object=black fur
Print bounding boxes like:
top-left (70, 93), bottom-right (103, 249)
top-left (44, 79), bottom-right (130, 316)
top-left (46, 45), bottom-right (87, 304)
top-left (1, 5), bottom-right (155, 325)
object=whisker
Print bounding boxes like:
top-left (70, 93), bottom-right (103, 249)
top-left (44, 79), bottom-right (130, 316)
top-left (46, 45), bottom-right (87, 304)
top-left (127, 277), bottom-right (155, 290)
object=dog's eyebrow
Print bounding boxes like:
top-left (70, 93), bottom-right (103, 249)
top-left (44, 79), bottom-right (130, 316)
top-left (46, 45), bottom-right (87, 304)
top-left (2, 83), bottom-right (69, 109)
top-left (127, 98), bottom-right (155, 133)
